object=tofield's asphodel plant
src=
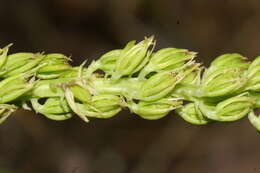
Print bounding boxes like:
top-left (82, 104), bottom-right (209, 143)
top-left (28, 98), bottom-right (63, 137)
top-left (0, 36), bottom-right (260, 131)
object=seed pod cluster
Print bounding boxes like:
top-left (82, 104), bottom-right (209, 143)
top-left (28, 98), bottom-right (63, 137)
top-left (0, 36), bottom-right (259, 133)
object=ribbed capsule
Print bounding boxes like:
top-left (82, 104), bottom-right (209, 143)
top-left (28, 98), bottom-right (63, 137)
top-left (139, 48), bottom-right (196, 78)
top-left (0, 52), bottom-right (34, 76)
top-left (245, 56), bottom-right (260, 91)
top-left (70, 84), bottom-right (91, 103)
top-left (4, 53), bottom-right (44, 77)
top-left (77, 95), bottom-right (122, 118)
top-left (216, 95), bottom-right (255, 120)
top-left (139, 70), bottom-right (185, 101)
top-left (177, 102), bottom-right (210, 125)
top-left (97, 49), bottom-right (121, 75)
top-left (113, 36), bottom-right (154, 79)
top-left (201, 67), bottom-right (247, 97)
top-left (199, 94), bottom-right (255, 122)
top-left (128, 98), bottom-right (182, 120)
top-left (0, 74), bottom-right (34, 103)
top-left (37, 53), bottom-right (71, 79)
top-left (208, 53), bottom-right (249, 73)
top-left (32, 78), bottom-right (72, 98)
top-left (31, 97), bottom-right (72, 121)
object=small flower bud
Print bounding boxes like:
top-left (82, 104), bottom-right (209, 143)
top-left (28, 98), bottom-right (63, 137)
top-left (177, 102), bottom-right (210, 125)
top-left (128, 98), bottom-right (182, 120)
top-left (139, 48), bottom-right (196, 78)
top-left (113, 36), bottom-right (154, 79)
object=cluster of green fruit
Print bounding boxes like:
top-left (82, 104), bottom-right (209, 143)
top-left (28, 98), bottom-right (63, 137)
top-left (0, 37), bottom-right (259, 131)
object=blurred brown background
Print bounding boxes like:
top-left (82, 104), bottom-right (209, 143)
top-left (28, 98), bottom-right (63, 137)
top-left (0, 0), bottom-right (260, 173)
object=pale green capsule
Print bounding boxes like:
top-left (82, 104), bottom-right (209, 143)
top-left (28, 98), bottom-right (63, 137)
top-left (77, 95), bottom-right (122, 118)
top-left (96, 49), bottom-right (121, 74)
top-left (3, 53), bottom-right (45, 77)
top-left (0, 74), bottom-right (33, 103)
top-left (70, 84), bottom-right (91, 103)
top-left (129, 98), bottom-right (182, 120)
top-left (216, 96), bottom-right (254, 118)
top-left (177, 102), bottom-right (210, 125)
top-left (0, 86), bottom-right (33, 103)
top-left (2, 53), bottom-right (34, 72)
top-left (179, 65), bottom-right (202, 86)
top-left (114, 37), bottom-right (154, 79)
top-left (208, 53), bottom-right (249, 72)
top-left (245, 57), bottom-right (260, 91)
top-left (32, 78), bottom-right (72, 98)
top-left (37, 53), bottom-right (71, 79)
top-left (201, 67), bottom-right (247, 97)
top-left (199, 94), bottom-right (255, 122)
top-left (0, 76), bottom-right (26, 93)
top-left (139, 48), bottom-right (196, 78)
top-left (139, 70), bottom-right (183, 101)
top-left (31, 98), bottom-right (72, 121)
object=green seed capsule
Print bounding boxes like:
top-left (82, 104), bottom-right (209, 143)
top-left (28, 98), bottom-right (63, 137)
top-left (208, 53), bottom-right (249, 73)
top-left (129, 98), bottom-right (182, 120)
top-left (202, 68), bottom-right (247, 97)
top-left (177, 102), bottom-right (210, 125)
top-left (70, 84), bottom-right (91, 103)
top-left (97, 49), bottom-right (121, 75)
top-left (37, 53), bottom-right (71, 79)
top-left (113, 36), bottom-right (154, 79)
top-left (199, 94), bottom-right (255, 122)
top-left (139, 70), bottom-right (183, 101)
top-left (245, 56), bottom-right (260, 91)
top-left (77, 95), bottom-right (122, 118)
top-left (31, 98), bottom-right (72, 121)
top-left (2, 53), bottom-right (34, 73)
top-left (139, 48), bottom-right (196, 78)
top-left (0, 104), bottom-right (17, 124)
top-left (4, 54), bottom-right (44, 77)
top-left (0, 86), bottom-right (33, 103)
top-left (0, 74), bottom-right (33, 103)
top-left (32, 78), bottom-right (72, 98)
